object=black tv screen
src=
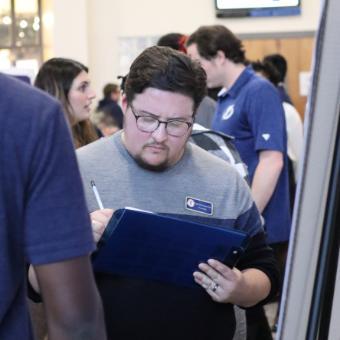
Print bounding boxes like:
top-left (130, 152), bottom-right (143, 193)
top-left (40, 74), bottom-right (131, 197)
top-left (215, 0), bottom-right (301, 18)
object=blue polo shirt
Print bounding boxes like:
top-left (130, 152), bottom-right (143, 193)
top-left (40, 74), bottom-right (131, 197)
top-left (0, 73), bottom-right (95, 339)
top-left (212, 66), bottom-right (291, 244)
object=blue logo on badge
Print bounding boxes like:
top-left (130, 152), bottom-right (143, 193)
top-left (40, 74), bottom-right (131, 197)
top-left (185, 197), bottom-right (213, 215)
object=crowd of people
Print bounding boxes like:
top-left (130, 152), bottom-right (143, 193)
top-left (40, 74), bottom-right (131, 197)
top-left (0, 23), bottom-right (304, 340)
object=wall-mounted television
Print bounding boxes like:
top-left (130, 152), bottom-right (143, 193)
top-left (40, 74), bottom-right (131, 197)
top-left (215, 0), bottom-right (301, 18)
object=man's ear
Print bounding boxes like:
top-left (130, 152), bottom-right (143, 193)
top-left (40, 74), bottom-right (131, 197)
top-left (122, 94), bottom-right (128, 113)
top-left (216, 50), bottom-right (227, 65)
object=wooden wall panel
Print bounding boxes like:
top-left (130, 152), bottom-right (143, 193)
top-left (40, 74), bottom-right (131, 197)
top-left (242, 36), bottom-right (315, 119)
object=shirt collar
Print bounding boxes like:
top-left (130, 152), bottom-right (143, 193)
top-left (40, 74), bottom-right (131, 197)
top-left (218, 65), bottom-right (255, 99)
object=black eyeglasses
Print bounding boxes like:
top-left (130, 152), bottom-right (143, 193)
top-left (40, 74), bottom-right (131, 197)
top-left (130, 105), bottom-right (193, 137)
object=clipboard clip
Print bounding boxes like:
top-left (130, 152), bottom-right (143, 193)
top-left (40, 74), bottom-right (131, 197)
top-left (92, 209), bottom-right (124, 258)
top-left (224, 246), bottom-right (247, 268)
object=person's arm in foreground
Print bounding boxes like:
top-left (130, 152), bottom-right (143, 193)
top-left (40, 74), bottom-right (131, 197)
top-left (34, 256), bottom-right (107, 340)
top-left (251, 150), bottom-right (283, 213)
top-left (28, 209), bottom-right (114, 293)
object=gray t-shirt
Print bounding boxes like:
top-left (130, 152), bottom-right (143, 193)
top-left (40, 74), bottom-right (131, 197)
top-left (77, 131), bottom-right (260, 236)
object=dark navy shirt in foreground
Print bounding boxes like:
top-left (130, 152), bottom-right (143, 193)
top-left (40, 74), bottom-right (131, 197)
top-left (0, 73), bottom-right (94, 340)
top-left (212, 67), bottom-right (291, 243)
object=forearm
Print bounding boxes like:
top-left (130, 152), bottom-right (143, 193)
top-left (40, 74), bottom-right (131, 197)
top-left (46, 293), bottom-right (106, 340)
top-left (251, 151), bottom-right (283, 213)
top-left (230, 268), bottom-right (271, 308)
top-left (28, 265), bottom-right (106, 339)
top-left (28, 265), bottom-right (40, 293)
top-left (35, 257), bottom-right (107, 340)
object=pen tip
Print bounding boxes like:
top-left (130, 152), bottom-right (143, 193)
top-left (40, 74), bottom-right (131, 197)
top-left (90, 180), bottom-right (95, 186)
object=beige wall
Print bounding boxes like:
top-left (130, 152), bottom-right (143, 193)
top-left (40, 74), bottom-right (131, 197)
top-left (42, 0), bottom-right (89, 64)
top-left (43, 0), bottom-right (321, 103)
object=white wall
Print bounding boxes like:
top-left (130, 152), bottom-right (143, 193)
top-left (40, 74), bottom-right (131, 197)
top-left (45, 0), bottom-right (321, 104)
top-left (43, 0), bottom-right (89, 65)
top-left (87, 0), bottom-right (120, 102)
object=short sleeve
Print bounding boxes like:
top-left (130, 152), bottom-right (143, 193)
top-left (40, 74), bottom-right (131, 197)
top-left (246, 82), bottom-right (286, 153)
top-left (24, 102), bottom-right (94, 265)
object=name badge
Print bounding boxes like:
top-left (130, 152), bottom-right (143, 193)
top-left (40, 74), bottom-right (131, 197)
top-left (185, 197), bottom-right (213, 215)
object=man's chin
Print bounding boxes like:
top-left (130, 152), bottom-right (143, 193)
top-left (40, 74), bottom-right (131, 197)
top-left (133, 156), bottom-right (169, 172)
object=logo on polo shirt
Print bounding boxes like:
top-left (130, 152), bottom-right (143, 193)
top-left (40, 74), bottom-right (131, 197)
top-left (222, 105), bottom-right (234, 120)
top-left (262, 133), bottom-right (271, 141)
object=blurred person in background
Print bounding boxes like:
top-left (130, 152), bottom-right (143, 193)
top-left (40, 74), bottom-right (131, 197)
top-left (263, 53), bottom-right (293, 105)
top-left (35, 57), bottom-right (98, 148)
top-left (96, 83), bottom-right (124, 131)
top-left (92, 104), bottom-right (123, 137)
top-left (98, 83), bottom-right (122, 108)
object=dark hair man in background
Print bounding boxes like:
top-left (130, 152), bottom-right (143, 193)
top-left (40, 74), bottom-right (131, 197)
top-left (0, 73), bottom-right (106, 340)
top-left (76, 46), bottom-right (279, 340)
top-left (187, 25), bottom-right (291, 340)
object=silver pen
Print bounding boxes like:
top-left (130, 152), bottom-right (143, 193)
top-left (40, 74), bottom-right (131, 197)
top-left (90, 180), bottom-right (104, 210)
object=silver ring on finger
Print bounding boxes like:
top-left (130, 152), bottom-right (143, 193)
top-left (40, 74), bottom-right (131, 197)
top-left (210, 281), bottom-right (219, 293)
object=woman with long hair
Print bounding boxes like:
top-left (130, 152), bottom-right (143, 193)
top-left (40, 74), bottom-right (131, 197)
top-left (35, 57), bottom-right (98, 148)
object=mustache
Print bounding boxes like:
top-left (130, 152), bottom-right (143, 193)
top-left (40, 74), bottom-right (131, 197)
top-left (144, 142), bottom-right (168, 149)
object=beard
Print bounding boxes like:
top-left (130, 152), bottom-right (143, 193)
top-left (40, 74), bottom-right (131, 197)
top-left (121, 131), bottom-right (188, 172)
top-left (132, 153), bottom-right (170, 172)
top-left (131, 142), bottom-right (173, 172)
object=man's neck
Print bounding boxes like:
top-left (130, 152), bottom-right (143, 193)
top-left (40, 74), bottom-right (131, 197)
top-left (223, 62), bottom-right (246, 90)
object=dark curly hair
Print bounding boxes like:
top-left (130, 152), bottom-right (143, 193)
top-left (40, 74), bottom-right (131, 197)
top-left (123, 46), bottom-right (207, 114)
top-left (187, 25), bottom-right (246, 64)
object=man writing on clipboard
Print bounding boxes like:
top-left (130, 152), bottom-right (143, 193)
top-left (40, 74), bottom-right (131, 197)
top-left (77, 46), bottom-right (279, 340)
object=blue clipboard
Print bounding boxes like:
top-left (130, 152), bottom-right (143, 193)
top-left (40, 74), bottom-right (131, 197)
top-left (92, 208), bottom-right (250, 288)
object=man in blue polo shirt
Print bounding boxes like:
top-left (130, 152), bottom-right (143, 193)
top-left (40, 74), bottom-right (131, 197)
top-left (187, 25), bottom-right (291, 339)
top-left (0, 73), bottom-right (106, 340)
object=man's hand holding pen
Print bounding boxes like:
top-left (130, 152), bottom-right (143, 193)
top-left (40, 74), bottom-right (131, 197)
top-left (90, 209), bottom-right (114, 243)
top-left (90, 180), bottom-right (113, 243)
